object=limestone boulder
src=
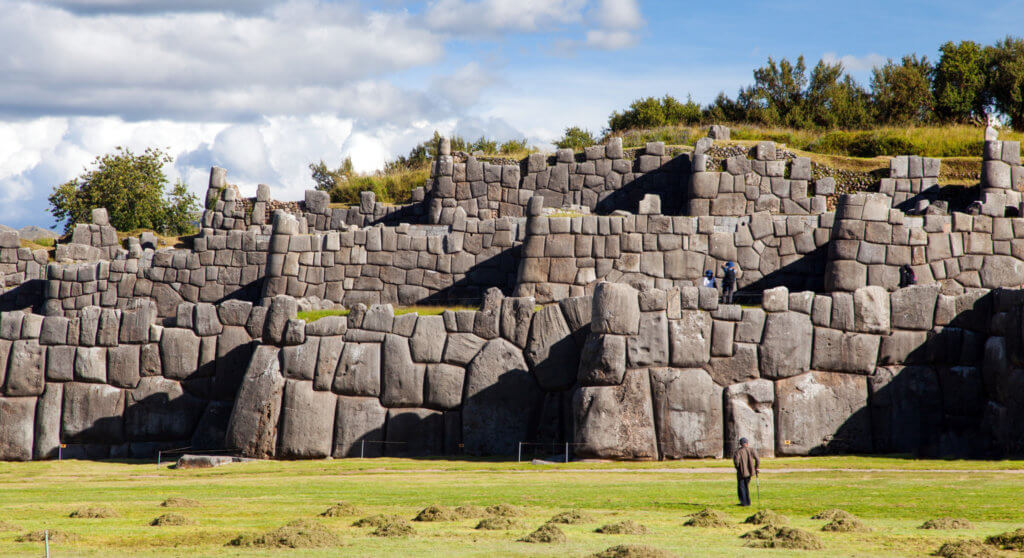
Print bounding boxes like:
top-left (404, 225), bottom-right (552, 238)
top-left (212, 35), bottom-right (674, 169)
top-left (333, 342), bottom-right (381, 396)
top-left (74, 346), bottom-right (107, 383)
top-left (0, 396), bottom-right (36, 460)
top-left (125, 376), bottom-right (205, 441)
top-left (573, 369), bottom-right (658, 460)
top-left (500, 296), bottom-right (535, 348)
top-left (591, 282), bottom-right (640, 335)
top-left (981, 255), bottom-right (1024, 289)
top-left (381, 334), bottom-right (424, 407)
top-left (524, 305), bottom-right (578, 391)
top-left (442, 333), bottom-right (485, 365)
top-left (62, 382), bottom-right (125, 444)
top-left (34, 383), bottom-right (62, 459)
top-left (281, 337), bottom-right (320, 381)
top-left (5, 340), bottom-right (45, 396)
top-left (312, 336), bottom-right (344, 392)
top-left (213, 326), bottom-right (254, 400)
top-left (106, 344), bottom-right (141, 389)
top-left (890, 284), bottom-right (938, 330)
top-left (577, 334), bottom-right (626, 386)
top-left (627, 313), bottom-right (669, 367)
top-left (333, 396), bottom-right (387, 457)
top-left (462, 339), bottom-right (542, 455)
top-left (811, 328), bottom-right (880, 374)
top-left (775, 371), bottom-right (871, 455)
top-left (853, 286), bottom-right (890, 333)
top-left (277, 380), bottom-right (336, 459)
top-left (424, 363), bottom-right (464, 410)
top-left (708, 343), bottom-right (759, 386)
top-left (724, 379), bottom-right (775, 458)
top-left (759, 311), bottom-right (812, 379)
top-left (668, 311), bottom-right (711, 367)
top-left (650, 368), bottom-right (723, 458)
top-left (225, 346), bottom-right (284, 458)
top-left (160, 328), bottom-right (200, 380)
top-left (263, 295), bottom-right (297, 345)
top-left (410, 315), bottom-right (445, 363)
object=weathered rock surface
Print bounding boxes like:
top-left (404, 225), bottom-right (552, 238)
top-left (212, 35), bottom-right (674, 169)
top-left (278, 379), bottom-right (336, 459)
top-left (724, 379), bottom-right (775, 458)
top-left (225, 346), bottom-right (284, 458)
top-left (759, 311), bottom-right (812, 379)
top-left (524, 305), bottom-right (578, 391)
top-left (333, 396), bottom-right (387, 457)
top-left (650, 368), bottom-right (723, 458)
top-left (462, 339), bottom-right (542, 455)
top-left (775, 371), bottom-right (871, 455)
top-left (573, 369), bottom-right (658, 460)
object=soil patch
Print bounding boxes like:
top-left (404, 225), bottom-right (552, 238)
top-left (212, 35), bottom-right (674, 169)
top-left (921, 518), bottom-right (974, 530)
top-left (985, 528), bottom-right (1024, 551)
top-left (16, 530), bottom-right (79, 543)
top-left (684, 508), bottom-right (729, 528)
top-left (372, 519), bottom-right (414, 538)
top-left (812, 508), bottom-right (856, 521)
top-left (519, 524), bottom-right (566, 543)
top-left (548, 510), bottom-right (593, 524)
top-left (596, 520), bottom-right (649, 535)
top-left (414, 505), bottom-right (457, 522)
top-left (476, 517), bottom-right (519, 530)
top-left (69, 506), bottom-right (118, 519)
top-left (319, 502), bottom-right (358, 517)
top-left (742, 525), bottom-right (823, 550)
top-left (161, 498), bottom-right (200, 508)
top-left (228, 519), bottom-right (339, 548)
top-left (936, 540), bottom-right (996, 558)
top-left (591, 544), bottom-right (677, 558)
top-left (486, 504), bottom-right (525, 517)
top-left (743, 509), bottom-right (788, 525)
top-left (151, 513), bottom-right (196, 526)
top-left (822, 517), bottom-right (871, 532)
top-left (353, 514), bottom-right (405, 528)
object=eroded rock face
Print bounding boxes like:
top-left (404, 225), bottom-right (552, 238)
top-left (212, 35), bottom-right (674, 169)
top-left (462, 338), bottom-right (542, 455)
top-left (124, 376), bottom-right (204, 442)
top-left (524, 305), bottom-right (578, 391)
top-left (774, 371), bottom-right (871, 456)
top-left (333, 396), bottom-right (387, 458)
top-left (759, 311), bottom-right (812, 379)
top-left (573, 369), bottom-right (657, 460)
top-left (277, 380), bottom-right (336, 459)
top-left (0, 396), bottom-right (36, 461)
top-left (225, 346), bottom-right (284, 458)
top-left (650, 368), bottom-right (723, 458)
top-left (724, 379), bottom-right (775, 458)
top-left (869, 366), bottom-right (942, 455)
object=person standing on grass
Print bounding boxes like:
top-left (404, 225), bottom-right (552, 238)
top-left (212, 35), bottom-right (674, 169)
top-left (721, 261), bottom-right (737, 304)
top-left (732, 437), bottom-right (759, 507)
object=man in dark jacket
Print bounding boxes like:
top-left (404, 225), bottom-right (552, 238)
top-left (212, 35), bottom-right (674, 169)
top-left (732, 437), bottom-right (759, 506)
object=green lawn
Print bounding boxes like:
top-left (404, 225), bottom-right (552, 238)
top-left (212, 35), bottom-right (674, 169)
top-left (1, 457), bottom-right (1022, 557)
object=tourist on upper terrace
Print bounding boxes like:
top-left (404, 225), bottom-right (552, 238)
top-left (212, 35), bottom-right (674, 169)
top-left (721, 262), bottom-right (738, 304)
top-left (702, 270), bottom-right (716, 289)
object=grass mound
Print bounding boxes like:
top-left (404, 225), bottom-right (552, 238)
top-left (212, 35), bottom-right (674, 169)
top-left (486, 503), bottom-right (525, 517)
top-left (476, 517), bottom-right (519, 530)
top-left (741, 525), bottom-right (823, 550)
top-left (228, 519), bottom-right (339, 548)
top-left (743, 509), bottom-right (788, 525)
top-left (16, 530), bottom-right (78, 543)
top-left (413, 505), bottom-right (457, 522)
top-left (822, 516), bottom-right (871, 532)
top-left (592, 544), bottom-right (677, 558)
top-left (921, 518), bottom-right (974, 530)
top-left (372, 519), bottom-right (414, 538)
top-left (519, 523), bottom-right (567, 543)
top-left (160, 498), bottom-right (200, 508)
top-left (319, 502), bottom-right (357, 517)
top-left (812, 508), bottom-right (856, 521)
top-left (684, 508), bottom-right (729, 528)
top-left (935, 540), bottom-right (996, 558)
top-left (0, 521), bottom-right (19, 532)
top-left (548, 510), bottom-right (593, 524)
top-left (69, 506), bottom-right (118, 519)
top-left (353, 514), bottom-right (404, 528)
top-left (151, 513), bottom-right (196, 526)
top-left (596, 520), bottom-right (649, 534)
top-left (454, 505), bottom-right (484, 518)
top-left (985, 528), bottom-right (1024, 551)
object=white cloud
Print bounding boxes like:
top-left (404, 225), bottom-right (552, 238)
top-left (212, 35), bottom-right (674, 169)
top-left (424, 0), bottom-right (587, 34)
top-left (589, 0), bottom-right (643, 30)
top-left (430, 62), bottom-right (499, 109)
top-left (822, 52), bottom-right (887, 74)
top-left (39, 0), bottom-right (277, 14)
top-left (555, 0), bottom-right (644, 53)
top-left (584, 29), bottom-right (638, 50)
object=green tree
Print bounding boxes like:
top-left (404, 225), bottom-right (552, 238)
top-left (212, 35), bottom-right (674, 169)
top-left (309, 157), bottom-right (354, 191)
top-left (554, 126), bottom-right (598, 150)
top-left (933, 41), bottom-right (990, 122)
top-left (738, 56), bottom-right (810, 127)
top-left (804, 60), bottom-right (873, 129)
top-left (608, 95), bottom-right (702, 131)
top-left (49, 146), bottom-right (198, 235)
top-left (870, 55), bottom-right (934, 124)
top-left (988, 36), bottom-right (1024, 129)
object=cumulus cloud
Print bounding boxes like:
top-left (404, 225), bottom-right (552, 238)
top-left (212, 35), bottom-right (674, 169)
top-left (822, 52), bottom-right (887, 74)
top-left (424, 0), bottom-right (587, 34)
top-left (554, 0), bottom-right (644, 52)
top-left (39, 0), bottom-right (277, 14)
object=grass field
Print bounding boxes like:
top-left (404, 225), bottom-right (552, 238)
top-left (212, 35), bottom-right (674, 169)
top-left (1, 457), bottom-right (1023, 557)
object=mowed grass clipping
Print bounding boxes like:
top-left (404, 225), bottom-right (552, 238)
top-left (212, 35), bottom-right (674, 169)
top-left (0, 457), bottom-right (1023, 556)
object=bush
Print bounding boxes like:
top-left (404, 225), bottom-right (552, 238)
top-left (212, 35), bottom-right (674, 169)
top-left (555, 126), bottom-right (598, 150)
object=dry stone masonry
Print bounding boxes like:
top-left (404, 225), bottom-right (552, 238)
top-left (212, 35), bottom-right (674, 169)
top-left (2, 125), bottom-right (1024, 461)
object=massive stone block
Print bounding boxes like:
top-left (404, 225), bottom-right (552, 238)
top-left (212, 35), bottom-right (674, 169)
top-left (333, 396), bottom-right (387, 457)
top-left (278, 379), bottom-right (336, 459)
top-left (628, 313), bottom-right (669, 367)
top-left (591, 282), bottom-right (640, 335)
top-left (573, 369), bottom-right (658, 460)
top-left (381, 334), bottom-right (424, 407)
top-left (890, 285), bottom-right (938, 330)
top-left (759, 311), bottom-right (812, 379)
top-left (160, 328), bottom-right (200, 380)
top-left (650, 368), bottom-right (723, 458)
top-left (775, 371), bottom-right (871, 455)
top-left (107, 344), bottom-right (141, 389)
top-left (410, 315), bottom-right (446, 363)
top-left (225, 346), bottom-right (284, 458)
top-left (811, 328), bottom-right (880, 374)
top-left (74, 346), bottom-right (107, 383)
top-left (462, 338), bottom-right (542, 455)
top-left (34, 382), bottom-right (62, 459)
top-left (869, 366), bottom-right (942, 455)
top-left (724, 379), bottom-right (775, 458)
top-left (214, 326), bottom-right (254, 400)
top-left (125, 376), bottom-right (205, 441)
top-left (62, 382), bottom-right (125, 444)
top-left (0, 395), bottom-right (36, 461)
top-left (668, 311), bottom-right (711, 367)
top-left (424, 363), bottom-right (464, 410)
top-left (5, 340), bottom-right (45, 396)
top-left (853, 286), bottom-right (890, 333)
top-left (524, 305), bottom-right (578, 391)
top-left (333, 342), bottom-right (381, 396)
top-left (577, 334), bottom-right (626, 386)
top-left (386, 408), bottom-right (444, 457)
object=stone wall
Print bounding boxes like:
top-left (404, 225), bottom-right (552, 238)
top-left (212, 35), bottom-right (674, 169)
top-left (0, 230), bottom-right (48, 312)
top-left (514, 197), bottom-right (831, 303)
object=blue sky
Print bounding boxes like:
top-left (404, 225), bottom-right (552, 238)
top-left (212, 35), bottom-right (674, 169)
top-left (0, 0), bottom-right (1022, 230)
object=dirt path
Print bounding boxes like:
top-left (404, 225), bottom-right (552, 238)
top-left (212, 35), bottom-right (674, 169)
top-left (354, 467), bottom-right (1024, 474)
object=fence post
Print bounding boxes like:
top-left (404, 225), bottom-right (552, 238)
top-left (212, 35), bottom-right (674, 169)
top-left (157, 451), bottom-right (161, 467)
top-left (360, 440), bottom-right (365, 459)
top-left (517, 442), bottom-right (522, 463)
top-left (45, 530), bottom-right (50, 558)
top-left (564, 442), bottom-right (569, 463)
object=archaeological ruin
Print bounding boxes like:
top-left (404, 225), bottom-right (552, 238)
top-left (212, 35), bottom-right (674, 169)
top-left (1, 125), bottom-right (1023, 462)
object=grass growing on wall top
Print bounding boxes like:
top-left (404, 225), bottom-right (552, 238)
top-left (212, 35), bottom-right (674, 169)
top-left (296, 305), bottom-right (480, 322)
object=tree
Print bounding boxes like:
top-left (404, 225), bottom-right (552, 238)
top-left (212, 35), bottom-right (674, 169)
top-left (933, 41), bottom-right (990, 122)
top-left (49, 146), bottom-right (198, 235)
top-left (738, 56), bottom-right (810, 127)
top-left (608, 95), bottom-right (702, 131)
top-left (309, 157), bottom-right (354, 192)
top-left (870, 55), bottom-right (934, 124)
top-left (988, 36), bottom-right (1024, 129)
top-left (555, 126), bottom-right (598, 150)
top-left (804, 60), bottom-right (873, 129)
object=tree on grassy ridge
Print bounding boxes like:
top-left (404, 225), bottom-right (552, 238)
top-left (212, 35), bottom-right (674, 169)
top-left (608, 95), bottom-right (701, 131)
top-left (738, 56), bottom-right (810, 128)
top-left (870, 54), bottom-right (935, 124)
top-left (49, 146), bottom-right (198, 235)
top-left (804, 60), bottom-right (873, 129)
top-left (988, 36), bottom-right (1024, 129)
top-left (555, 126), bottom-right (598, 150)
top-left (933, 40), bottom-right (991, 122)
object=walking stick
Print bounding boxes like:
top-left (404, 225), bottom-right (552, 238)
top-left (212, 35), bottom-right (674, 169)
top-left (756, 474), bottom-right (761, 509)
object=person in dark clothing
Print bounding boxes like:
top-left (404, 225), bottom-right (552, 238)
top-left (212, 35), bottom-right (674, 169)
top-left (732, 437), bottom-right (759, 506)
top-left (899, 264), bottom-right (916, 288)
top-left (721, 261), bottom-right (737, 304)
